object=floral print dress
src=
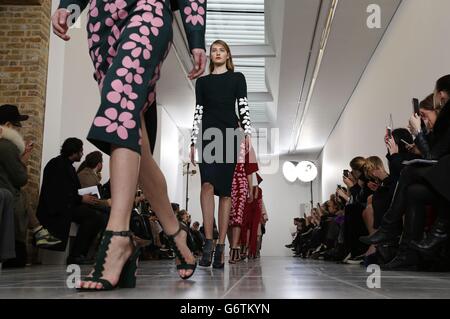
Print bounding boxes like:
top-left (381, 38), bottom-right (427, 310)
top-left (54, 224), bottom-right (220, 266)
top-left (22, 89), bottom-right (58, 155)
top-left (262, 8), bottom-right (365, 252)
top-left (58, 0), bottom-right (207, 155)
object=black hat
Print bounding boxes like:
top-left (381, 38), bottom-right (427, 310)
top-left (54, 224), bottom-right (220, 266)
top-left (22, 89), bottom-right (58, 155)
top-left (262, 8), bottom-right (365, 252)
top-left (0, 104), bottom-right (29, 127)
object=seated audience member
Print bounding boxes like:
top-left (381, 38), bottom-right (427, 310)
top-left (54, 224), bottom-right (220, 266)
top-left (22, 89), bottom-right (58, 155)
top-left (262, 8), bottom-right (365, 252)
top-left (77, 151), bottom-right (103, 188)
top-left (341, 157), bottom-right (373, 263)
top-left (362, 76), bottom-right (450, 270)
top-left (191, 221), bottom-right (204, 256)
top-left (0, 188), bottom-right (15, 262)
top-left (37, 138), bottom-right (104, 265)
top-left (0, 106), bottom-right (60, 267)
top-left (77, 151), bottom-right (111, 221)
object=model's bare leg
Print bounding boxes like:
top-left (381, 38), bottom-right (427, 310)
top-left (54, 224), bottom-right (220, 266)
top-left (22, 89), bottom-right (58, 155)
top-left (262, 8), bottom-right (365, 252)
top-left (218, 197), bottom-right (231, 245)
top-left (81, 146), bottom-right (139, 289)
top-left (138, 113), bottom-right (195, 278)
top-left (201, 183), bottom-right (215, 239)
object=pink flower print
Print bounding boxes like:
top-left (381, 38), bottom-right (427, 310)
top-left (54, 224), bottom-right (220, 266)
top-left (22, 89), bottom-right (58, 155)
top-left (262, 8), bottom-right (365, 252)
top-left (123, 33), bottom-right (153, 60)
top-left (135, 0), bottom-right (164, 16)
top-left (138, 129), bottom-right (143, 146)
top-left (105, 0), bottom-right (128, 26)
top-left (89, 0), bottom-right (98, 17)
top-left (116, 56), bottom-right (145, 84)
top-left (107, 25), bottom-right (121, 61)
top-left (88, 22), bottom-right (101, 49)
top-left (184, 0), bottom-right (205, 26)
top-left (107, 79), bottom-right (138, 111)
top-left (94, 108), bottom-right (136, 140)
top-left (128, 13), bottom-right (164, 37)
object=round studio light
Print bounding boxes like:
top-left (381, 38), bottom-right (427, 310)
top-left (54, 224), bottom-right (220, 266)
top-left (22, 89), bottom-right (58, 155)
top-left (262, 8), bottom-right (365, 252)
top-left (282, 161), bottom-right (298, 182)
top-left (297, 161), bottom-right (318, 182)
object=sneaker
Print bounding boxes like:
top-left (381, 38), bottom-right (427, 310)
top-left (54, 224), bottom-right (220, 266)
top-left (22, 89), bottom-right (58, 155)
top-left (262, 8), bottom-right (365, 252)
top-left (33, 227), bottom-right (62, 248)
top-left (345, 254), bottom-right (365, 265)
top-left (341, 252), bottom-right (352, 263)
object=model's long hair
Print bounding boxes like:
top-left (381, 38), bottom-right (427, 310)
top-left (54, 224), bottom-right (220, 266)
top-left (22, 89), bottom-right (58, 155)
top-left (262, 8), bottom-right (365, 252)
top-left (209, 40), bottom-right (235, 74)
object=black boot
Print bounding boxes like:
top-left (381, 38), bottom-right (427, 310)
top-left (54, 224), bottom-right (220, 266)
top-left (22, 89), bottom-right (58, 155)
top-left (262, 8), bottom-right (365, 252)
top-left (410, 218), bottom-right (449, 255)
top-left (381, 247), bottom-right (419, 271)
top-left (362, 168), bottom-right (420, 245)
top-left (359, 229), bottom-right (400, 245)
top-left (199, 239), bottom-right (213, 267)
top-left (212, 244), bottom-right (225, 269)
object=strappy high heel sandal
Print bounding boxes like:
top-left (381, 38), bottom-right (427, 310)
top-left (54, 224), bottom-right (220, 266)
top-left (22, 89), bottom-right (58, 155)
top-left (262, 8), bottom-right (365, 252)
top-left (166, 222), bottom-right (197, 280)
top-left (213, 244), bottom-right (225, 269)
top-left (199, 239), bottom-right (213, 267)
top-left (228, 248), bottom-right (241, 264)
top-left (77, 230), bottom-right (140, 291)
top-left (240, 246), bottom-right (248, 261)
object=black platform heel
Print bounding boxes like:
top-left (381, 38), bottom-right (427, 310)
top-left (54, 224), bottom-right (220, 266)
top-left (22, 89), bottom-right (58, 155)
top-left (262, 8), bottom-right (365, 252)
top-left (77, 230), bottom-right (140, 291)
top-left (199, 239), bottom-right (213, 267)
top-left (166, 222), bottom-right (197, 280)
top-left (213, 244), bottom-right (225, 269)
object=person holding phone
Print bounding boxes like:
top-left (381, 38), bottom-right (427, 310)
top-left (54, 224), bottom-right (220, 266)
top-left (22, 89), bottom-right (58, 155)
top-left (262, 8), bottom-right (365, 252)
top-left (360, 75), bottom-right (450, 270)
top-left (0, 105), bottom-right (62, 266)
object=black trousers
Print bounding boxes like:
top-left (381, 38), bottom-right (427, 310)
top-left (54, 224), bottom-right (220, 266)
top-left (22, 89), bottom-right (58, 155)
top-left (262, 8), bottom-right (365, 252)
top-left (344, 203), bottom-right (369, 256)
top-left (70, 205), bottom-right (104, 257)
top-left (380, 165), bottom-right (429, 232)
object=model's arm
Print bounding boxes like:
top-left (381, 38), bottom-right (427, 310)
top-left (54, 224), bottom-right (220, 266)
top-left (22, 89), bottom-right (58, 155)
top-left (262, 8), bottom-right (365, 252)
top-left (190, 79), bottom-right (204, 147)
top-left (236, 73), bottom-right (252, 136)
top-left (176, 0), bottom-right (207, 53)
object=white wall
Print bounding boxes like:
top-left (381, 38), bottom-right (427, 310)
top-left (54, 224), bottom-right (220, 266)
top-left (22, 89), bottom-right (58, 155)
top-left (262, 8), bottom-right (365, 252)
top-left (321, 0), bottom-right (450, 197)
top-left (157, 105), bottom-right (184, 205)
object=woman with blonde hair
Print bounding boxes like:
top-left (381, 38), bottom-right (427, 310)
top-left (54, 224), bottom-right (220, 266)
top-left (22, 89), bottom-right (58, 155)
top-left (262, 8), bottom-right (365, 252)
top-left (190, 40), bottom-right (253, 268)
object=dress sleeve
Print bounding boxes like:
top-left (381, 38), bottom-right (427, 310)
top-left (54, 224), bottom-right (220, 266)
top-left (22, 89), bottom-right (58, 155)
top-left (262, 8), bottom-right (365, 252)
top-left (191, 78), bottom-right (204, 146)
top-left (58, 0), bottom-right (90, 11)
top-left (236, 73), bottom-right (252, 136)
top-left (176, 0), bottom-right (207, 52)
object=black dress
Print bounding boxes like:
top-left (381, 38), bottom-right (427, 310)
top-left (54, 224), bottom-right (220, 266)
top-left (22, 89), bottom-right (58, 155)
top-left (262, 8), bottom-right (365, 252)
top-left (191, 71), bottom-right (252, 197)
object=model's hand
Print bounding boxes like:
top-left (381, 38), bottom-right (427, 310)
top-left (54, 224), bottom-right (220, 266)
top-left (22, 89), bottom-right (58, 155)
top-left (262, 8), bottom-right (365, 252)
top-left (52, 9), bottom-right (71, 41)
top-left (188, 49), bottom-right (207, 80)
top-left (247, 189), bottom-right (254, 203)
top-left (190, 145), bottom-right (196, 166)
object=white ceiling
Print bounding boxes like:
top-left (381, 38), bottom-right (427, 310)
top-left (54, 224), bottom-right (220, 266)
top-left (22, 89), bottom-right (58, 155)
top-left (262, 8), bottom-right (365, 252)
top-left (159, 0), bottom-right (402, 158)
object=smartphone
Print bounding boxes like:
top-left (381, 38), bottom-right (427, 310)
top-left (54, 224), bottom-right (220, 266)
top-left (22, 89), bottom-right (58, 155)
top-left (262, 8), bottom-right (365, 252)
top-left (400, 139), bottom-right (411, 146)
top-left (413, 98), bottom-right (420, 114)
top-left (386, 126), bottom-right (393, 139)
top-left (343, 169), bottom-right (350, 178)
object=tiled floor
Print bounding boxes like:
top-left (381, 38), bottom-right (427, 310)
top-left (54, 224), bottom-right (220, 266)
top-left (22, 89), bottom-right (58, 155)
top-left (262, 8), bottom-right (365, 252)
top-left (1, 257), bottom-right (450, 299)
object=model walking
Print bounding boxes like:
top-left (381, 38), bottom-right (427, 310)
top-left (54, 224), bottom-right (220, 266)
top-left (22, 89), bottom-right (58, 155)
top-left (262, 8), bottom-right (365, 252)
top-left (52, 0), bottom-right (207, 290)
top-left (190, 40), bottom-right (252, 268)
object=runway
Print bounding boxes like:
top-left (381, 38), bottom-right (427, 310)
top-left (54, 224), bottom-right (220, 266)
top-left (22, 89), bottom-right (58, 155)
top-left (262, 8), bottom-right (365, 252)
top-left (1, 257), bottom-right (450, 299)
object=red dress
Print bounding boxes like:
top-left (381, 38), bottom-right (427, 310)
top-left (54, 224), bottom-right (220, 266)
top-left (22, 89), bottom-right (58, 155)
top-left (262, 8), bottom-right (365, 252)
top-left (229, 143), bottom-right (258, 227)
top-left (241, 184), bottom-right (263, 257)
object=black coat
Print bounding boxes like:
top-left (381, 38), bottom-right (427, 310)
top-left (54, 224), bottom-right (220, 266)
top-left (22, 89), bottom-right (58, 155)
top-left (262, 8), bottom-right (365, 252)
top-left (415, 101), bottom-right (450, 202)
top-left (36, 155), bottom-right (83, 251)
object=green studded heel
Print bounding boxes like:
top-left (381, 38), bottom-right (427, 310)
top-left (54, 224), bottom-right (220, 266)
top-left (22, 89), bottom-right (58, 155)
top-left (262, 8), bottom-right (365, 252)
top-left (77, 230), bottom-right (140, 291)
top-left (166, 222), bottom-right (197, 280)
